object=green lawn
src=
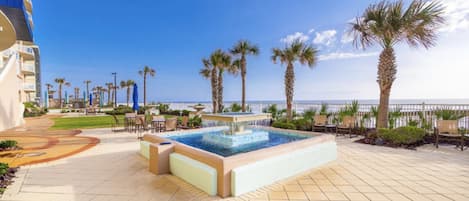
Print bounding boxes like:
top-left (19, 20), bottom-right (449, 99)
top-left (50, 115), bottom-right (177, 130)
top-left (50, 115), bottom-right (124, 130)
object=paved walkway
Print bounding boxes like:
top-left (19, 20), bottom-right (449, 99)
top-left (2, 128), bottom-right (469, 201)
top-left (0, 115), bottom-right (99, 167)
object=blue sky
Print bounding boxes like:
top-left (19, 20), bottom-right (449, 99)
top-left (36, 0), bottom-right (469, 102)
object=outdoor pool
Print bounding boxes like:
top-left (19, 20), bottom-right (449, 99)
top-left (168, 129), bottom-right (309, 157)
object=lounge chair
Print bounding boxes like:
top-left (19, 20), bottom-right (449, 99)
top-left (165, 117), bottom-right (177, 131)
top-left (435, 120), bottom-right (465, 151)
top-left (313, 115), bottom-right (327, 132)
top-left (336, 116), bottom-right (356, 138)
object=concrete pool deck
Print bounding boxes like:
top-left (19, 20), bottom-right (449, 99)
top-left (2, 128), bottom-right (469, 201)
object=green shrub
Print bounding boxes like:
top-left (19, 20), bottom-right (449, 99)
top-left (23, 102), bottom-right (46, 117)
top-left (188, 116), bottom-right (202, 128)
top-left (105, 105), bottom-right (133, 115)
top-left (272, 121), bottom-right (296, 130)
top-left (0, 163), bottom-right (9, 175)
top-left (0, 140), bottom-right (17, 149)
top-left (378, 126), bottom-right (426, 145)
top-left (435, 109), bottom-right (464, 120)
top-left (292, 118), bottom-right (312, 131)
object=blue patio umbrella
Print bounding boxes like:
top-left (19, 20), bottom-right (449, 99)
top-left (44, 90), bottom-right (49, 108)
top-left (89, 94), bottom-right (93, 106)
top-left (132, 83), bottom-right (139, 112)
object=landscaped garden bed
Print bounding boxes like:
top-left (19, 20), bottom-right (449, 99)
top-left (0, 163), bottom-right (18, 194)
top-left (356, 126), bottom-right (433, 150)
top-left (0, 140), bottom-right (20, 152)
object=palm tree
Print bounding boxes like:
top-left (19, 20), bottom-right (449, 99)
top-left (94, 86), bottom-right (104, 106)
top-left (272, 40), bottom-right (318, 120)
top-left (84, 80), bottom-right (91, 101)
top-left (74, 87), bottom-right (80, 101)
top-left (230, 40), bottom-right (259, 112)
top-left (213, 50), bottom-right (232, 112)
top-left (138, 66), bottom-right (156, 106)
top-left (111, 85), bottom-right (119, 106)
top-left (120, 80), bottom-right (135, 107)
top-left (200, 58), bottom-right (218, 113)
top-left (54, 78), bottom-right (70, 108)
top-left (350, 0), bottom-right (444, 128)
top-left (105, 82), bottom-right (113, 105)
top-left (45, 83), bottom-right (53, 99)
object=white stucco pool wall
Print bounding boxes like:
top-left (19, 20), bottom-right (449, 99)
top-left (231, 141), bottom-right (337, 196)
top-left (142, 126), bottom-right (337, 197)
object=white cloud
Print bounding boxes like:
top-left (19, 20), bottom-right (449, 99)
top-left (318, 52), bottom-right (379, 61)
top-left (313, 30), bottom-right (337, 46)
top-left (439, 0), bottom-right (469, 32)
top-left (340, 31), bottom-right (354, 44)
top-left (280, 32), bottom-right (309, 44)
top-left (308, 28), bottom-right (315, 34)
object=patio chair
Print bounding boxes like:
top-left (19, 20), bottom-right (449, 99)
top-left (111, 115), bottom-right (124, 132)
top-left (336, 116), bottom-right (356, 138)
top-left (86, 106), bottom-right (97, 115)
top-left (178, 116), bottom-right (190, 130)
top-left (435, 120), bottom-right (465, 151)
top-left (313, 115), bottom-right (327, 132)
top-left (124, 113), bottom-right (137, 132)
top-left (165, 117), bottom-right (177, 131)
top-left (135, 115), bottom-right (148, 135)
top-left (152, 115), bottom-right (165, 132)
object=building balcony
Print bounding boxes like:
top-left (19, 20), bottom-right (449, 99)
top-left (18, 45), bottom-right (35, 61)
top-left (0, 11), bottom-right (16, 51)
top-left (26, 11), bottom-right (34, 29)
top-left (24, 0), bottom-right (33, 14)
top-left (23, 83), bottom-right (36, 92)
top-left (21, 63), bottom-right (35, 75)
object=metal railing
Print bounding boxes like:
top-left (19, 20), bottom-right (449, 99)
top-left (162, 102), bottom-right (469, 129)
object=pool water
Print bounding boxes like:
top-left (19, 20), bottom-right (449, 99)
top-left (168, 129), bottom-right (310, 157)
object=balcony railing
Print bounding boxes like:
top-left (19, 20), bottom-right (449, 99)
top-left (23, 83), bottom-right (36, 91)
top-left (21, 63), bottom-right (35, 74)
top-left (26, 11), bottom-right (33, 28)
top-left (24, 0), bottom-right (33, 13)
top-left (17, 45), bottom-right (35, 60)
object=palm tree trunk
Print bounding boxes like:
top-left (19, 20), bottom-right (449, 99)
top-left (111, 89), bottom-right (115, 106)
top-left (285, 63), bottom-right (294, 121)
top-left (59, 85), bottom-right (63, 109)
top-left (241, 56), bottom-right (247, 112)
top-left (107, 89), bottom-right (111, 105)
top-left (211, 68), bottom-right (218, 113)
top-left (143, 75), bottom-right (147, 106)
top-left (218, 70), bottom-right (224, 113)
top-left (377, 47), bottom-right (397, 129)
top-left (86, 84), bottom-right (89, 101)
top-left (126, 87), bottom-right (130, 107)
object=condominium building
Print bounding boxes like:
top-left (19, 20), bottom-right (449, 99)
top-left (0, 0), bottom-right (40, 131)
